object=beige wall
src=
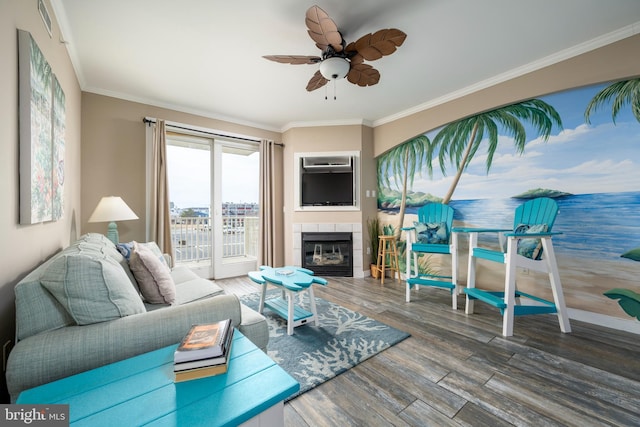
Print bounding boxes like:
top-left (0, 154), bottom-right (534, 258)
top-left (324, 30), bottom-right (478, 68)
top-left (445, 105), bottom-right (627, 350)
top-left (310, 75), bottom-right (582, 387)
top-left (285, 124), bottom-right (364, 224)
top-left (81, 93), bottom-right (282, 244)
top-left (282, 124), bottom-right (378, 271)
top-left (0, 0), bottom-right (82, 401)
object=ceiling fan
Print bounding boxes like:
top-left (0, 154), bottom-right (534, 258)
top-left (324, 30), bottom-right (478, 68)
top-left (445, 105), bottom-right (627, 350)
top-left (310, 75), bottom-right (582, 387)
top-left (263, 5), bottom-right (407, 93)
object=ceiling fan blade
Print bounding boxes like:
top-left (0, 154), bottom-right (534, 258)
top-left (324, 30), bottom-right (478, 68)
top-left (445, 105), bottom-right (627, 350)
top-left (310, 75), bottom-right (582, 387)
top-left (305, 5), bottom-right (343, 52)
top-left (263, 55), bottom-right (321, 65)
top-left (347, 63), bottom-right (380, 87)
top-left (344, 44), bottom-right (364, 65)
top-left (306, 70), bottom-right (329, 92)
top-left (352, 29), bottom-right (407, 61)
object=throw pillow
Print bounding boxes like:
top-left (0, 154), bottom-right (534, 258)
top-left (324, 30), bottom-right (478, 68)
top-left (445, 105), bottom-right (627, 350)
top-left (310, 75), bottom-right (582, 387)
top-left (129, 241), bottom-right (176, 304)
top-left (42, 254), bottom-right (146, 325)
top-left (141, 241), bottom-right (168, 264)
top-left (74, 241), bottom-right (140, 292)
top-left (116, 241), bottom-right (134, 259)
top-left (118, 241), bottom-right (169, 267)
top-left (515, 223), bottom-right (548, 260)
top-left (414, 221), bottom-right (449, 244)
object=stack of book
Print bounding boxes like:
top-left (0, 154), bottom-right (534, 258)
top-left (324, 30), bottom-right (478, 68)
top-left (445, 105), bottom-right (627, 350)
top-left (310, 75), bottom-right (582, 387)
top-left (173, 318), bottom-right (234, 382)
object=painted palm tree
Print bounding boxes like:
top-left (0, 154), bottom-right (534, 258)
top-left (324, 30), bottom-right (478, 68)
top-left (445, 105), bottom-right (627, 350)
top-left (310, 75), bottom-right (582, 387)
top-left (429, 99), bottom-right (563, 204)
top-left (378, 135), bottom-right (431, 238)
top-left (586, 78), bottom-right (640, 321)
top-left (584, 78), bottom-right (640, 124)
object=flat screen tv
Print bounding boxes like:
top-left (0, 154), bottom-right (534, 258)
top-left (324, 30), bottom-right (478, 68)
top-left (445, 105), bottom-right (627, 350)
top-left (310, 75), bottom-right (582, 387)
top-left (301, 171), bottom-right (354, 206)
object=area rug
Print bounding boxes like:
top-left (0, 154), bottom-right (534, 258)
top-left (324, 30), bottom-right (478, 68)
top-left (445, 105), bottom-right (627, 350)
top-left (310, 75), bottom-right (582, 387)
top-left (239, 289), bottom-right (410, 400)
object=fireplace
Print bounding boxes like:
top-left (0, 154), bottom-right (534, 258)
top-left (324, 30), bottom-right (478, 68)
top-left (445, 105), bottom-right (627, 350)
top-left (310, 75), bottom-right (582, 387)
top-left (301, 232), bottom-right (353, 277)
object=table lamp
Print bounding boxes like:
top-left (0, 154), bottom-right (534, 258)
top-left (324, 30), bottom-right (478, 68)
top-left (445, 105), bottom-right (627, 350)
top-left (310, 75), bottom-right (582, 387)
top-left (88, 196), bottom-right (138, 244)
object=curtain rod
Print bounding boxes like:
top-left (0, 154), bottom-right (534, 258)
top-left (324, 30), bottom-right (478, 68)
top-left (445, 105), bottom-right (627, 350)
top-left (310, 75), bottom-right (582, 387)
top-left (143, 117), bottom-right (283, 146)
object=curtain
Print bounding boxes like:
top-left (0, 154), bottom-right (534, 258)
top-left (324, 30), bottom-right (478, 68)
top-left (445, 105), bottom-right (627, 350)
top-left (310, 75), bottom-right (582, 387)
top-left (150, 119), bottom-right (174, 260)
top-left (259, 139), bottom-right (277, 266)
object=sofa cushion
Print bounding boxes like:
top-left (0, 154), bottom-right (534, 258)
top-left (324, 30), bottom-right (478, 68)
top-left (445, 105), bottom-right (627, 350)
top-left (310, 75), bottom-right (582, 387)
top-left (238, 304), bottom-right (269, 352)
top-left (174, 278), bottom-right (225, 305)
top-left (129, 242), bottom-right (176, 304)
top-left (41, 254), bottom-right (146, 325)
top-left (144, 267), bottom-right (224, 310)
top-left (170, 265), bottom-right (201, 284)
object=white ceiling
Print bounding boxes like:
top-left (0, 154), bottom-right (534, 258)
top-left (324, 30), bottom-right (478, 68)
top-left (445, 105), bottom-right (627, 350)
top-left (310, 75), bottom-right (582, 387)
top-left (52, 0), bottom-right (640, 132)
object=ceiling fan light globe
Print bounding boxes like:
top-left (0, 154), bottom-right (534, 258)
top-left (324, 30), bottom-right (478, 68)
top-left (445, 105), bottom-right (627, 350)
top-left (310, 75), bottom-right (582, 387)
top-left (319, 57), bottom-right (350, 80)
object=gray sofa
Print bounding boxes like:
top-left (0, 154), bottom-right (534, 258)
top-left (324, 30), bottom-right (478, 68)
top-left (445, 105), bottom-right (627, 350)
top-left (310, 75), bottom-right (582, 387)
top-left (6, 233), bottom-right (267, 402)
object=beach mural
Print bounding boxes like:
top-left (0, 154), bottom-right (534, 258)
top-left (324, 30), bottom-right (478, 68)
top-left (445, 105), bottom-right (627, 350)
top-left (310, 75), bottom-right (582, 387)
top-left (377, 78), bottom-right (640, 321)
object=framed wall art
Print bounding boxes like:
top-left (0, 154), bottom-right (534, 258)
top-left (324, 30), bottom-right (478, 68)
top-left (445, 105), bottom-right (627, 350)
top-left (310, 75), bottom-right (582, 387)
top-left (18, 29), bottom-right (65, 224)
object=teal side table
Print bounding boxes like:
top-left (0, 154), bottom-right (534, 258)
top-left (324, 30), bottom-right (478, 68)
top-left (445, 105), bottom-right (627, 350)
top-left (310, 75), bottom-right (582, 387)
top-left (248, 266), bottom-right (328, 335)
top-left (17, 331), bottom-right (299, 427)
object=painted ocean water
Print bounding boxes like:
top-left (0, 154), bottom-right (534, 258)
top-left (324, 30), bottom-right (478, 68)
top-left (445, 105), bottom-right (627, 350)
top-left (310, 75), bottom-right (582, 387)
top-left (394, 192), bottom-right (640, 261)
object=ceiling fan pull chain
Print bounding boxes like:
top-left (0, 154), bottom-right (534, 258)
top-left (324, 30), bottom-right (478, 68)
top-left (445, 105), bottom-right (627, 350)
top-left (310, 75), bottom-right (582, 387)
top-left (333, 80), bottom-right (337, 100)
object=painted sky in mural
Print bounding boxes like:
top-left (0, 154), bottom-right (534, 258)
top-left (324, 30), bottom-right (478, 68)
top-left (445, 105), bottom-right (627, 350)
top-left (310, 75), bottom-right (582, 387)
top-left (398, 83), bottom-right (639, 200)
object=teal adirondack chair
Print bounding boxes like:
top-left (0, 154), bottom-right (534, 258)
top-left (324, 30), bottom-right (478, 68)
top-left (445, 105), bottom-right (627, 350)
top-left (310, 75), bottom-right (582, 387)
top-left (402, 203), bottom-right (460, 307)
top-left (459, 197), bottom-right (571, 336)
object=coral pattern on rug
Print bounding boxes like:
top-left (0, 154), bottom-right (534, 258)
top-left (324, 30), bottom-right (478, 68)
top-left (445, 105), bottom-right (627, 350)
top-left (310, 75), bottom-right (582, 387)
top-left (240, 289), bottom-right (410, 399)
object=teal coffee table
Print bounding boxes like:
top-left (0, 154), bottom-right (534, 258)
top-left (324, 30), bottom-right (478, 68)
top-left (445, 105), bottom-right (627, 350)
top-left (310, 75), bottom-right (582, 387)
top-left (249, 266), bottom-right (328, 335)
top-left (17, 331), bottom-right (299, 427)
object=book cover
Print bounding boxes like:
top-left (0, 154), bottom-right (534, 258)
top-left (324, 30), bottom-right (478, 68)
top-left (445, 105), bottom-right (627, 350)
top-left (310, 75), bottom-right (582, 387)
top-left (174, 327), bottom-right (234, 372)
top-left (174, 318), bottom-right (232, 364)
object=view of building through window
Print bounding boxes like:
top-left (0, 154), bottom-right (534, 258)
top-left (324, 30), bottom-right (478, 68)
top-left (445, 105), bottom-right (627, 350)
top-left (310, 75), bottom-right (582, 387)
top-left (221, 150), bottom-right (260, 215)
top-left (166, 144), bottom-right (260, 216)
top-left (167, 143), bottom-right (211, 216)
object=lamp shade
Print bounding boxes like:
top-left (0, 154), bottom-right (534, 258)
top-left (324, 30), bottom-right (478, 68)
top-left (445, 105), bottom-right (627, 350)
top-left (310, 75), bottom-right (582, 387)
top-left (88, 196), bottom-right (138, 223)
top-left (319, 57), bottom-right (350, 80)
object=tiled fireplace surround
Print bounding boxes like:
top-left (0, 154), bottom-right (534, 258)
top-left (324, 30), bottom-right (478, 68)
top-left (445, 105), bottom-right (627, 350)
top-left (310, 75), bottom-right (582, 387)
top-left (292, 223), bottom-right (364, 278)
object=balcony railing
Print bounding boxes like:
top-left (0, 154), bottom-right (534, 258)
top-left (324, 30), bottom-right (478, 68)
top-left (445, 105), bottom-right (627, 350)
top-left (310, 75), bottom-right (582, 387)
top-left (171, 216), bottom-right (259, 265)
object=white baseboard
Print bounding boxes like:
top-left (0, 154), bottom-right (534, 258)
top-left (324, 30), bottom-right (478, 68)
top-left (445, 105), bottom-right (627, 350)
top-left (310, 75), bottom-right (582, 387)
top-left (567, 308), bottom-right (640, 335)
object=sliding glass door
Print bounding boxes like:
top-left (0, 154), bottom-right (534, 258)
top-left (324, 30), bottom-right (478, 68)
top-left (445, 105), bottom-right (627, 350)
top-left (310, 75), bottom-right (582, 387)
top-left (166, 133), bottom-right (259, 279)
top-left (166, 134), bottom-right (212, 278)
top-left (213, 141), bottom-right (260, 278)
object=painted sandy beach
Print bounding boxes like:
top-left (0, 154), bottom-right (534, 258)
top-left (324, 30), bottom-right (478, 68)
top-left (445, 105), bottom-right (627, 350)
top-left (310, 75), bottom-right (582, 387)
top-left (380, 211), bottom-right (638, 320)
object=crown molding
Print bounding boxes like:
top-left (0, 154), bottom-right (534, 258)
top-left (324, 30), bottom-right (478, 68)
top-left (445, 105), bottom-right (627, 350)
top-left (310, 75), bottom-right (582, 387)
top-left (281, 118), bottom-right (372, 133)
top-left (373, 21), bottom-right (640, 127)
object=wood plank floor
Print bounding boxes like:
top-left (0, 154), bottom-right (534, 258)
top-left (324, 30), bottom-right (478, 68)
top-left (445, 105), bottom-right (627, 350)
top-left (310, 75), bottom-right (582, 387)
top-left (217, 275), bottom-right (640, 427)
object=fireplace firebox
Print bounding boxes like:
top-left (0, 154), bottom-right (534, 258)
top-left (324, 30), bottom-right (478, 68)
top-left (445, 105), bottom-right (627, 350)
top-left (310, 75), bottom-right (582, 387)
top-left (301, 232), bottom-right (353, 277)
